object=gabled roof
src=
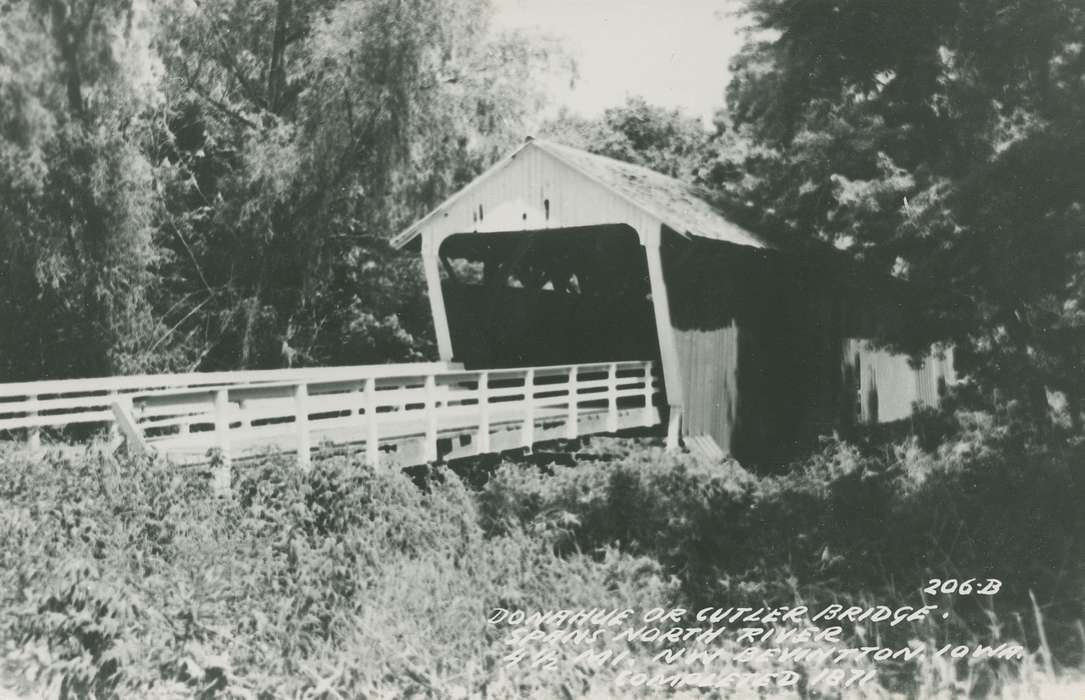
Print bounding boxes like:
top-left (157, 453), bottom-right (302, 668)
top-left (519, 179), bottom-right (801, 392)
top-left (391, 138), bottom-right (777, 250)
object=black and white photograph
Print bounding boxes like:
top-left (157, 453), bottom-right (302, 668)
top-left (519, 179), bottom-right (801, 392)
top-left (1, 0), bottom-right (1084, 697)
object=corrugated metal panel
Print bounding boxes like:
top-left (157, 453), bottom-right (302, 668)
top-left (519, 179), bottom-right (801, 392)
top-left (675, 324), bottom-right (739, 453)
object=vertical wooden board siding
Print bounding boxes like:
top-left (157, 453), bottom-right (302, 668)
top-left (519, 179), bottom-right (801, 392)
top-left (417, 145), bottom-right (660, 249)
top-left (850, 340), bottom-right (957, 424)
top-left (674, 324), bottom-right (739, 453)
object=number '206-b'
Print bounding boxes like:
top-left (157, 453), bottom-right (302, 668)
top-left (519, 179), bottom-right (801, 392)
top-left (923, 578), bottom-right (1002, 596)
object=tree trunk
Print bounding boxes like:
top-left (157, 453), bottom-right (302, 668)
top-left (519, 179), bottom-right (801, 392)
top-left (50, 0), bottom-right (85, 120)
top-left (266, 0), bottom-right (292, 114)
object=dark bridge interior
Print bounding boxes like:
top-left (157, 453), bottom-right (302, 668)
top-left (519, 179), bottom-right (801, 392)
top-left (438, 225), bottom-right (660, 369)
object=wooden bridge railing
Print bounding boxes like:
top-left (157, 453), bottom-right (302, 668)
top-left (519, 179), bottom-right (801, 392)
top-left (0, 362), bottom-right (458, 450)
top-left (0, 361), bottom-right (662, 486)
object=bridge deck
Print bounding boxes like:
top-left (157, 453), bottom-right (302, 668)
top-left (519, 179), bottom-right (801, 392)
top-left (1, 361), bottom-right (662, 479)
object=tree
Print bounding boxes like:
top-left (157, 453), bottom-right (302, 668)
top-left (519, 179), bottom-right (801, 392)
top-left (718, 0), bottom-right (1085, 427)
top-left (153, 0), bottom-right (566, 370)
top-left (0, 0), bottom-right (173, 380)
top-left (1, 0), bottom-right (569, 379)
top-left (541, 97), bottom-right (709, 180)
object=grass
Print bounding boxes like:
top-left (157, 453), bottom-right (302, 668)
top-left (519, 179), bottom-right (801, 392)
top-left (0, 408), bottom-right (1083, 698)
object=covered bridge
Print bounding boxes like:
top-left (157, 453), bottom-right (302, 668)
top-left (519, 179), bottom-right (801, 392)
top-left (392, 138), bottom-right (955, 465)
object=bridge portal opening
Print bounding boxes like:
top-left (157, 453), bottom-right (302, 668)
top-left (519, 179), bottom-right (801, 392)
top-left (437, 224), bottom-right (660, 369)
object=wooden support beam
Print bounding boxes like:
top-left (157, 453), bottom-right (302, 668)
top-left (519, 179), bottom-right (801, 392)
top-left (477, 371), bottom-right (491, 453)
top-left (421, 233), bottom-right (454, 361)
top-left (212, 389), bottom-right (231, 494)
top-left (294, 383), bottom-right (311, 470)
top-left (487, 234), bottom-right (535, 291)
top-left (108, 390), bottom-right (122, 446)
top-left (565, 366), bottom-right (579, 439)
top-left (26, 394), bottom-right (40, 453)
top-left (424, 374), bottom-right (439, 462)
top-left (439, 255), bottom-right (460, 284)
top-left (643, 237), bottom-right (684, 411)
top-left (606, 362), bottom-right (619, 433)
top-left (521, 369), bottom-right (535, 448)
top-left (641, 361), bottom-right (655, 427)
top-left (111, 396), bottom-right (148, 457)
top-left (213, 389), bottom-right (231, 463)
top-left (365, 377), bottom-right (380, 467)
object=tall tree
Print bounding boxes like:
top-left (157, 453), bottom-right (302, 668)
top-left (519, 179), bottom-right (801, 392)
top-left (718, 0), bottom-right (1085, 426)
top-left (0, 0), bottom-right (169, 379)
top-left (154, 0), bottom-right (565, 369)
top-left (542, 97), bottom-right (709, 180)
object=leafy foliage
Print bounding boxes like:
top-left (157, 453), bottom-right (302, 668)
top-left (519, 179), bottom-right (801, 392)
top-left (539, 3), bottom-right (1085, 429)
top-left (716, 0), bottom-right (1085, 424)
top-left (152, 0), bottom-right (564, 371)
top-left (541, 96), bottom-right (710, 180)
top-left (480, 426), bottom-right (1085, 692)
top-left (0, 0), bottom-right (567, 380)
top-left (2, 427), bottom-right (1083, 697)
top-left (0, 0), bottom-right (171, 378)
top-left (0, 448), bottom-right (676, 697)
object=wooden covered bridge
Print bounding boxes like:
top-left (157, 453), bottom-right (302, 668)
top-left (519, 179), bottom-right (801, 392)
top-left (0, 138), bottom-right (954, 476)
top-left (393, 137), bottom-right (955, 463)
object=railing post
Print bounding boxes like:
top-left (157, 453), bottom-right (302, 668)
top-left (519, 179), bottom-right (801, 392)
top-left (108, 390), bottom-right (123, 445)
top-left (365, 377), bottom-right (380, 468)
top-left (294, 383), bottom-right (311, 471)
top-left (642, 361), bottom-right (655, 426)
top-left (111, 395), bottom-right (148, 457)
top-left (565, 366), bottom-right (579, 440)
top-left (424, 374), bottom-right (439, 462)
top-left (213, 389), bottom-right (231, 494)
top-left (606, 363), bottom-right (619, 433)
top-left (477, 372), bottom-right (491, 454)
top-left (26, 394), bottom-right (40, 453)
top-left (521, 369), bottom-right (535, 449)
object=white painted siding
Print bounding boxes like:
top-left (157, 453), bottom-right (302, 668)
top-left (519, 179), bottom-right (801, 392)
top-left (412, 144), bottom-right (663, 250)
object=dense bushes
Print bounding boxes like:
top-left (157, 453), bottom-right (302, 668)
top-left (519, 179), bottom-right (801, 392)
top-left (476, 417), bottom-right (1085, 689)
top-left (1, 410), bottom-right (1083, 697)
top-left (0, 448), bottom-right (675, 698)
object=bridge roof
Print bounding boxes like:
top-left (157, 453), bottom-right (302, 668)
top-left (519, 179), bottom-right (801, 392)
top-left (390, 138), bottom-right (777, 250)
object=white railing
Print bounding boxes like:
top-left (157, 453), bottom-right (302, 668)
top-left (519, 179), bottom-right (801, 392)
top-left (0, 361), bottom-right (662, 480)
top-left (0, 362), bottom-right (459, 451)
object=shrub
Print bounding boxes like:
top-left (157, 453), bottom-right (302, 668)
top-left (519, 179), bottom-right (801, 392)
top-left (479, 419), bottom-right (1085, 684)
top-left (0, 448), bottom-right (678, 698)
top-left (1, 413), bottom-right (1083, 697)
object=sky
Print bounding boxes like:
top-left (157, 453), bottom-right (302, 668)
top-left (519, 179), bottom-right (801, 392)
top-left (491, 0), bottom-right (747, 124)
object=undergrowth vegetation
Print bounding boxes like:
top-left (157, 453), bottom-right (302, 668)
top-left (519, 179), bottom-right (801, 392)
top-left (1, 410), bottom-right (1083, 698)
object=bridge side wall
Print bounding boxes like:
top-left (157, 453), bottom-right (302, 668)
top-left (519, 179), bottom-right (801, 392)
top-left (661, 232), bottom-right (947, 467)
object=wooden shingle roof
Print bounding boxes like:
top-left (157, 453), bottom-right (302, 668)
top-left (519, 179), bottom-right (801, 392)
top-left (530, 139), bottom-right (773, 249)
